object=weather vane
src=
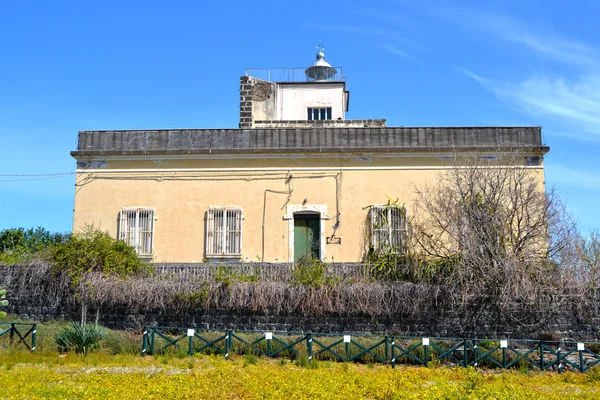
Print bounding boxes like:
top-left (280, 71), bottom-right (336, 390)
top-left (316, 42), bottom-right (325, 53)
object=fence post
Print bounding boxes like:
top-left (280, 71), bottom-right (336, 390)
top-left (142, 326), bottom-right (148, 356)
top-left (557, 345), bottom-right (562, 374)
top-left (150, 327), bottom-right (156, 355)
top-left (346, 342), bottom-right (348, 362)
top-left (501, 340), bottom-right (507, 369)
top-left (225, 330), bottom-right (231, 361)
top-left (307, 334), bottom-right (313, 365)
top-left (9, 323), bottom-right (15, 346)
top-left (391, 338), bottom-right (396, 368)
top-left (423, 338), bottom-right (429, 368)
top-left (578, 343), bottom-right (585, 373)
top-left (188, 329), bottom-right (194, 356)
top-left (385, 337), bottom-right (389, 366)
top-left (463, 339), bottom-right (468, 367)
top-left (31, 324), bottom-right (37, 352)
top-left (539, 341), bottom-right (544, 371)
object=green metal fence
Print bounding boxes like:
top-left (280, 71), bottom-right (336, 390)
top-left (141, 326), bottom-right (600, 372)
top-left (0, 322), bottom-right (37, 352)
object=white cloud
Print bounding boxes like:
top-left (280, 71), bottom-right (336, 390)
top-left (461, 71), bottom-right (600, 140)
top-left (444, 5), bottom-right (600, 140)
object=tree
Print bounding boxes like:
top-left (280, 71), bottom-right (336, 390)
top-left (409, 155), bottom-right (577, 330)
top-left (0, 227), bottom-right (70, 263)
top-left (51, 225), bottom-right (145, 286)
top-left (51, 225), bottom-right (147, 323)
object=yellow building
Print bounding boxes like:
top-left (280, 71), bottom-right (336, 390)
top-left (71, 51), bottom-right (549, 263)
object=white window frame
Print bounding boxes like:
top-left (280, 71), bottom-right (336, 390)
top-left (369, 205), bottom-right (408, 255)
top-left (118, 207), bottom-right (155, 257)
top-left (205, 206), bottom-right (243, 258)
top-left (307, 107), bottom-right (332, 121)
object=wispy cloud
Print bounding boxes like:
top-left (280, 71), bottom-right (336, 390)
top-left (351, 8), bottom-right (415, 31)
top-left (307, 22), bottom-right (419, 60)
top-left (446, 9), bottom-right (595, 67)
top-left (458, 68), bottom-right (600, 140)
top-left (437, 3), bottom-right (600, 140)
top-left (547, 164), bottom-right (600, 191)
top-left (313, 23), bottom-right (417, 47)
top-left (377, 44), bottom-right (413, 60)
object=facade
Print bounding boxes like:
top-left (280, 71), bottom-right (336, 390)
top-left (71, 51), bottom-right (549, 263)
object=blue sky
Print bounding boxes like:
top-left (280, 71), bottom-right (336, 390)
top-left (1, 0), bottom-right (599, 233)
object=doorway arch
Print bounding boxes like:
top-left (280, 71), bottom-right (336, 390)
top-left (284, 205), bottom-right (330, 262)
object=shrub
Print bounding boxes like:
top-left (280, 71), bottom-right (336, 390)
top-left (244, 353), bottom-right (258, 367)
top-left (294, 354), bottom-right (309, 367)
top-left (0, 227), bottom-right (69, 263)
top-left (51, 225), bottom-right (146, 286)
top-left (292, 257), bottom-right (331, 287)
top-left (214, 265), bottom-right (258, 286)
top-left (55, 322), bottom-right (106, 354)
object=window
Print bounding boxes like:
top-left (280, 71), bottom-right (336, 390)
top-left (119, 208), bottom-right (155, 256)
top-left (307, 107), bottom-right (332, 121)
top-left (369, 205), bottom-right (408, 254)
top-left (206, 207), bottom-right (243, 258)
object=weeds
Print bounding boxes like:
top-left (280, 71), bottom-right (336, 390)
top-left (244, 353), bottom-right (258, 367)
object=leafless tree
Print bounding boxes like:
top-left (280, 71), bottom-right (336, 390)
top-left (409, 155), bottom-right (579, 331)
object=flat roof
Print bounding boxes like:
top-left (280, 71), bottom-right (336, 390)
top-left (72, 126), bottom-right (548, 157)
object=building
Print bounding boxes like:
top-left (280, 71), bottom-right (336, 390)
top-left (71, 50), bottom-right (549, 263)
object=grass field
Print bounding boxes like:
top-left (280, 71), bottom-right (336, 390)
top-left (1, 350), bottom-right (599, 399)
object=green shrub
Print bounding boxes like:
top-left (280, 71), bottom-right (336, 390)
top-left (0, 227), bottom-right (69, 263)
top-left (292, 257), bottom-right (331, 287)
top-left (100, 329), bottom-right (139, 355)
top-left (55, 322), bottom-right (106, 354)
top-left (215, 265), bottom-right (258, 286)
top-left (294, 354), bottom-right (309, 367)
top-left (244, 353), bottom-right (258, 367)
top-left (51, 225), bottom-right (146, 286)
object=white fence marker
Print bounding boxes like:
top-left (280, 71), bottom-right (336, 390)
top-left (265, 332), bottom-right (273, 340)
top-left (187, 329), bottom-right (195, 337)
top-left (422, 338), bottom-right (430, 346)
top-left (343, 335), bottom-right (351, 343)
top-left (577, 343), bottom-right (585, 351)
top-left (500, 340), bottom-right (508, 348)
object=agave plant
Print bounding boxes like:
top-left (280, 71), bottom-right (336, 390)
top-left (55, 322), bottom-right (106, 354)
top-left (0, 289), bottom-right (8, 319)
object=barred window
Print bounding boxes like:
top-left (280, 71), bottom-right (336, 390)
top-left (369, 205), bottom-right (408, 254)
top-left (206, 207), bottom-right (243, 258)
top-left (307, 107), bottom-right (332, 121)
top-left (119, 208), bottom-right (155, 256)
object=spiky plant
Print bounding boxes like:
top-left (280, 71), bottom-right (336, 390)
top-left (55, 322), bottom-right (106, 354)
top-left (0, 289), bottom-right (8, 319)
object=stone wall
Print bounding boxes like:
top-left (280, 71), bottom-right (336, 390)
top-left (14, 306), bottom-right (600, 341)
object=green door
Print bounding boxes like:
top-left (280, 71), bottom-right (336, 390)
top-left (294, 213), bottom-right (320, 262)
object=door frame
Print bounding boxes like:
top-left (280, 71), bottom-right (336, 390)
top-left (284, 204), bottom-right (330, 262)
